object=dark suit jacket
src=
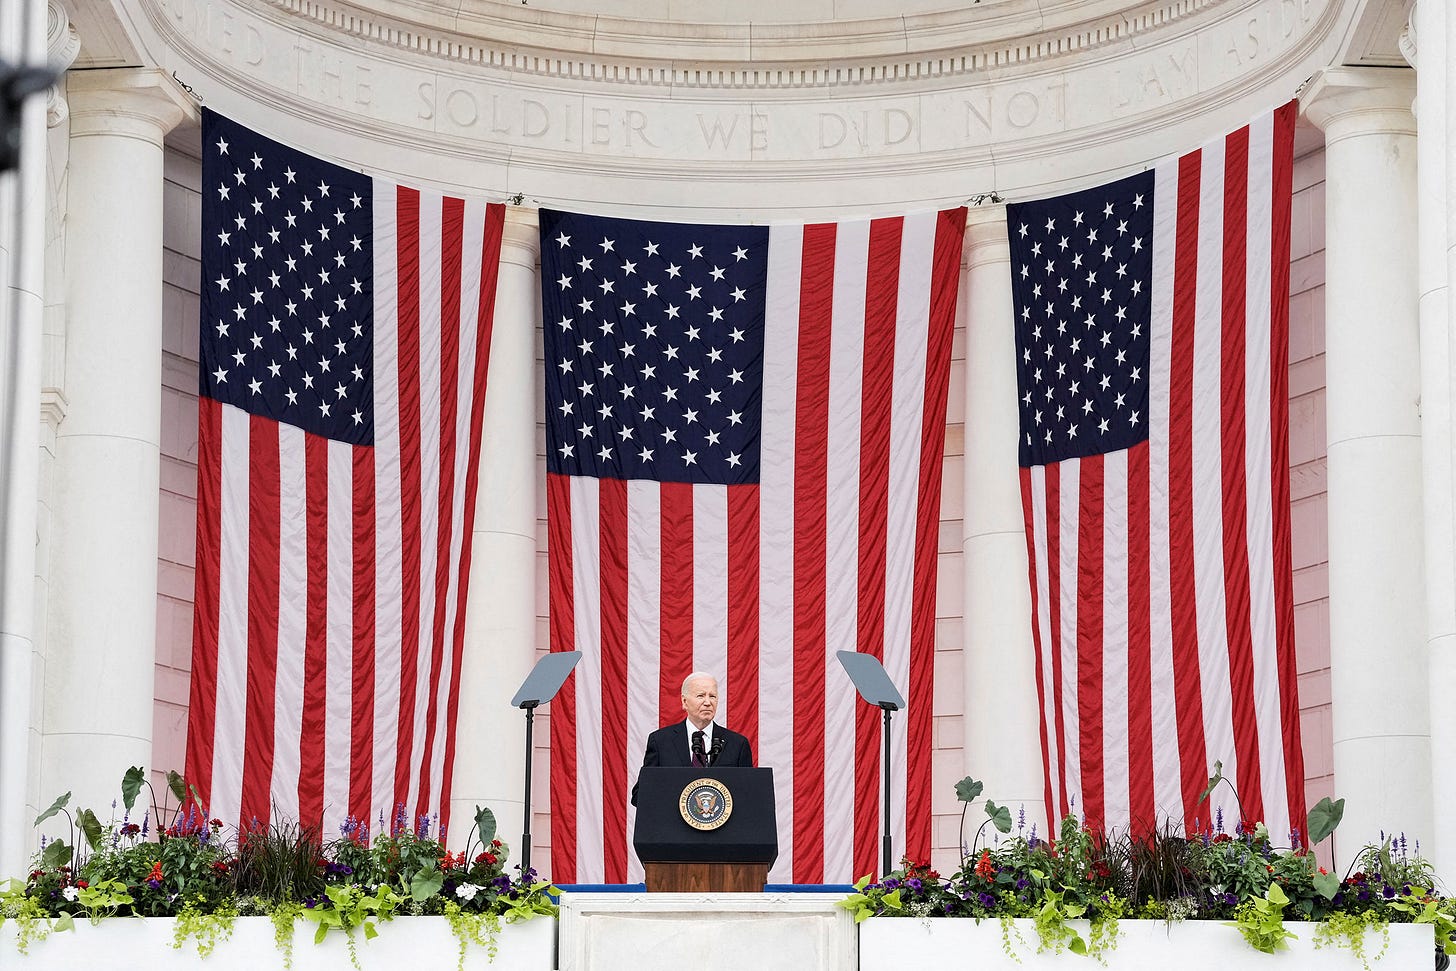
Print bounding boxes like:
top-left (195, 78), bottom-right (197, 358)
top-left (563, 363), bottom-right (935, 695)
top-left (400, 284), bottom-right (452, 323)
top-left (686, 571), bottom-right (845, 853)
top-left (630, 722), bottom-right (753, 805)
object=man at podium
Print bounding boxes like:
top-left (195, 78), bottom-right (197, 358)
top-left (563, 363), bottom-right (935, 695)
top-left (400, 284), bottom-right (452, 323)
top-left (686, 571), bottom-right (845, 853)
top-left (631, 673), bottom-right (753, 805)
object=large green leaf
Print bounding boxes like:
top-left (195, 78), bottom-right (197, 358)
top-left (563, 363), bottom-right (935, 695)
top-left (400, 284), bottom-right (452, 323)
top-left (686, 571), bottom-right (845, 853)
top-left (78, 808), bottom-right (103, 850)
top-left (41, 839), bottom-right (71, 869)
top-left (1313, 870), bottom-right (1340, 900)
top-left (410, 864), bottom-right (444, 902)
top-left (166, 770), bottom-right (187, 804)
top-left (33, 791), bottom-right (70, 827)
top-left (1307, 796), bottom-right (1345, 846)
top-left (954, 777), bottom-right (984, 804)
top-left (984, 800), bottom-right (1012, 833)
top-left (121, 766), bottom-right (146, 813)
top-left (474, 805), bottom-right (497, 847)
top-left (1197, 760), bottom-right (1224, 806)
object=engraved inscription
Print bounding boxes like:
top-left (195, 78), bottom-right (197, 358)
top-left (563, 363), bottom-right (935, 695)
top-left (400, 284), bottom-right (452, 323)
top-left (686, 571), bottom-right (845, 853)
top-left (963, 81), bottom-right (1069, 138)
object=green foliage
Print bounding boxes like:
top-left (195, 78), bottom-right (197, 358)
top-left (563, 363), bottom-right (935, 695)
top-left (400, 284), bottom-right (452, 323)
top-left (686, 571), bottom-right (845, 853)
top-left (298, 883), bottom-right (403, 971)
top-left (171, 896), bottom-right (238, 958)
top-left (77, 809), bottom-right (102, 852)
top-left (984, 801), bottom-right (1012, 834)
top-left (233, 820), bottom-right (327, 903)
top-left (1232, 882), bottom-right (1298, 953)
top-left (443, 901), bottom-right (504, 971)
top-left (121, 767), bottom-right (146, 814)
top-left (165, 770), bottom-right (188, 805)
top-left (473, 806), bottom-right (497, 848)
top-left (75, 878), bottom-right (134, 925)
top-left (268, 900), bottom-right (305, 971)
top-left (955, 777), bottom-right (985, 803)
top-left (33, 792), bottom-right (70, 828)
top-left (1307, 797), bottom-right (1345, 847)
top-left (1313, 909), bottom-right (1388, 970)
top-left (835, 874), bottom-right (904, 923)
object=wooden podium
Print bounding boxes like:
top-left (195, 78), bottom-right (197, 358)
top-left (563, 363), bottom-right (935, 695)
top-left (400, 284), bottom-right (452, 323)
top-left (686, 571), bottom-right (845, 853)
top-left (642, 861), bottom-right (770, 893)
top-left (633, 767), bottom-right (778, 892)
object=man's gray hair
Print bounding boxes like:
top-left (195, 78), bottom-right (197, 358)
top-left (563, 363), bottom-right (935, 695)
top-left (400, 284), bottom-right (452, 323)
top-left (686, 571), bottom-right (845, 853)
top-left (680, 672), bottom-right (718, 696)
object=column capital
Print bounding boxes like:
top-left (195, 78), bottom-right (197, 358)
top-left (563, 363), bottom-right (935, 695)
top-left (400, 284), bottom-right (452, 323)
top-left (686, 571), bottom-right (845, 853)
top-left (1300, 66), bottom-right (1416, 142)
top-left (963, 204), bottom-right (1010, 270)
top-left (501, 206), bottom-right (540, 270)
top-left (64, 68), bottom-right (195, 144)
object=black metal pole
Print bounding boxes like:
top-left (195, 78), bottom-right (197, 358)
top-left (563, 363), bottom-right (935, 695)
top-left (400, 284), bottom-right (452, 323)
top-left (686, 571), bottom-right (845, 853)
top-left (882, 704), bottom-right (893, 877)
top-left (521, 703), bottom-right (536, 875)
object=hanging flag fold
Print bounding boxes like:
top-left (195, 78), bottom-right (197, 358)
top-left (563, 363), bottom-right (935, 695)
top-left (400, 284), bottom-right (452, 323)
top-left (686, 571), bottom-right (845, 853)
top-left (187, 109), bottom-right (505, 840)
top-left (542, 208), bottom-right (964, 884)
top-left (1009, 101), bottom-right (1306, 839)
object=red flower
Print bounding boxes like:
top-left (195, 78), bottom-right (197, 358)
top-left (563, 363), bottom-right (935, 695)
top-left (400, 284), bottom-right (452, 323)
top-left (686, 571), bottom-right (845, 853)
top-left (974, 849), bottom-right (996, 881)
top-left (147, 861), bottom-right (163, 882)
top-left (75, 879), bottom-right (88, 889)
top-left (212, 861), bottom-right (229, 873)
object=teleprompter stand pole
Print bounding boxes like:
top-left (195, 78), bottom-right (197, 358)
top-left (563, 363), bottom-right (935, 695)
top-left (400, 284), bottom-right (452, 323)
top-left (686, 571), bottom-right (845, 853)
top-left (509, 651), bottom-right (581, 878)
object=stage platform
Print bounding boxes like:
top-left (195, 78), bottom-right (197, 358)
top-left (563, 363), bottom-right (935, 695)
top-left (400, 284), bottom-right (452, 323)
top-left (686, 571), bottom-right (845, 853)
top-left (557, 892), bottom-right (853, 971)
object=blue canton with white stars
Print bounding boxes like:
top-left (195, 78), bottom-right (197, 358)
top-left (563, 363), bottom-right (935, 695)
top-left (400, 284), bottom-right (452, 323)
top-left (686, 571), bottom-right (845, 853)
top-left (1008, 171), bottom-right (1154, 468)
top-left (541, 210), bottom-right (768, 485)
top-left (199, 110), bottom-right (374, 445)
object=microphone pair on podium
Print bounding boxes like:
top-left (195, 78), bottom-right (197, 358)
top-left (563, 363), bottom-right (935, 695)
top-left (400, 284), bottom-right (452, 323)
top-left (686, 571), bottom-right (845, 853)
top-left (691, 730), bottom-right (724, 767)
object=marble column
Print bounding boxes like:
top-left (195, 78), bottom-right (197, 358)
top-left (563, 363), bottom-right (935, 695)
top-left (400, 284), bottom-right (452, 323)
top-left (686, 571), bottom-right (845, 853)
top-left (0, 0), bottom-right (51, 879)
top-left (451, 207), bottom-right (540, 863)
top-left (1407, 1), bottom-right (1456, 876)
top-left (38, 68), bottom-right (192, 822)
top-left (959, 205), bottom-right (1046, 839)
top-left (1301, 67), bottom-right (1431, 851)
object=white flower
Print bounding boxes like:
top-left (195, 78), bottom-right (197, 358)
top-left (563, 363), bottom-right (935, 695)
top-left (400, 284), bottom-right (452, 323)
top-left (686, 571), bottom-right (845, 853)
top-left (455, 882), bottom-right (482, 902)
top-left (62, 886), bottom-right (79, 902)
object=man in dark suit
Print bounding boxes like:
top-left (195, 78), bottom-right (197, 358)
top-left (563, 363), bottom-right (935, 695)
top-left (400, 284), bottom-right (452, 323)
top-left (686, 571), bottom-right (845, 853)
top-left (630, 672), bottom-right (753, 805)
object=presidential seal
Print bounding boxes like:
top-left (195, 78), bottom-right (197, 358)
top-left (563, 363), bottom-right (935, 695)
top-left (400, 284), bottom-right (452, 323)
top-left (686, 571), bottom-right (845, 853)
top-left (678, 777), bottom-right (733, 831)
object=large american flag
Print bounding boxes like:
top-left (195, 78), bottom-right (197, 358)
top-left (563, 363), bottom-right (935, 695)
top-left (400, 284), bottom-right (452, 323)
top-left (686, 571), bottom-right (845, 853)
top-left (542, 208), bottom-right (965, 884)
top-left (187, 110), bottom-right (504, 838)
top-left (1010, 102), bottom-right (1305, 839)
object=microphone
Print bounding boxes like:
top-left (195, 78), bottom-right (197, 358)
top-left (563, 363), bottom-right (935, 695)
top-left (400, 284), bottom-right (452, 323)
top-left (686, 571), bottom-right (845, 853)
top-left (691, 729), bottom-right (706, 766)
top-left (708, 735), bottom-right (724, 767)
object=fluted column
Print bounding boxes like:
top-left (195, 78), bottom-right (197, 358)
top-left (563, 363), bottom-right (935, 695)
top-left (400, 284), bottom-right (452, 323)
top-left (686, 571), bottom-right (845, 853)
top-left (39, 68), bottom-right (192, 820)
top-left (1301, 67), bottom-right (1431, 850)
top-left (451, 207), bottom-right (540, 861)
top-left (1407, 1), bottom-right (1456, 876)
top-left (960, 205), bottom-right (1046, 837)
top-left (0, 0), bottom-right (51, 878)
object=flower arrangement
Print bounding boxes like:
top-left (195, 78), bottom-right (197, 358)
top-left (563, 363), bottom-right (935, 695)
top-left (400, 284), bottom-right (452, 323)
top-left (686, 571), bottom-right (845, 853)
top-left (0, 768), bottom-right (556, 971)
top-left (840, 770), bottom-right (1456, 968)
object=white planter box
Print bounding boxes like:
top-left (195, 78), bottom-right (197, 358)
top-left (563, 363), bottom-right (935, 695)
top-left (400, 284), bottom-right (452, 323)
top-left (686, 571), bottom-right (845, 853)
top-left (1, 913), bottom-right (555, 971)
top-left (859, 917), bottom-right (1435, 969)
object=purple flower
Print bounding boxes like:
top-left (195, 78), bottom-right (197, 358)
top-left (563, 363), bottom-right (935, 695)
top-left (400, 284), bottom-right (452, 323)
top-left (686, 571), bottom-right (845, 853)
top-left (1289, 828), bottom-right (1301, 851)
top-left (1223, 892), bottom-right (1238, 907)
top-left (147, 878), bottom-right (162, 890)
top-left (1382, 885), bottom-right (1397, 900)
top-left (977, 892), bottom-right (996, 908)
top-left (1215, 806), bottom-right (1225, 834)
top-left (907, 879), bottom-right (923, 892)
top-left (1015, 878), bottom-right (1030, 891)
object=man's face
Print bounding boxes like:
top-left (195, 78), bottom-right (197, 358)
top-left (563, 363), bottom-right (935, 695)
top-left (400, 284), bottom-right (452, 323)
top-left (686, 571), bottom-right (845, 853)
top-left (682, 677), bottom-right (718, 730)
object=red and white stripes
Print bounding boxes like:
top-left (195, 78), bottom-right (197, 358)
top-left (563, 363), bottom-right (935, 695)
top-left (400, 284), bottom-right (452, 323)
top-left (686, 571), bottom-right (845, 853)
top-left (187, 189), bottom-right (503, 842)
top-left (1022, 103), bottom-right (1305, 841)
top-left (549, 209), bottom-right (964, 885)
